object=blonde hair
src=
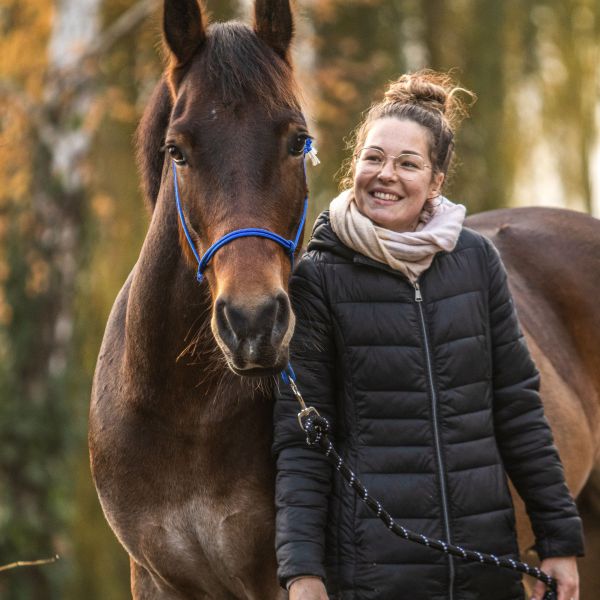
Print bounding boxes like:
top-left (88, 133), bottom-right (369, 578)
top-left (339, 69), bottom-right (476, 190)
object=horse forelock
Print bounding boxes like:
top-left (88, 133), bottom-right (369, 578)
top-left (168, 22), bottom-right (301, 113)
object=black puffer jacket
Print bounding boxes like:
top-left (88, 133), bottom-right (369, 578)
top-left (273, 212), bottom-right (583, 600)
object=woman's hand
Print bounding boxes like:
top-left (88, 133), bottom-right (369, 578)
top-left (288, 576), bottom-right (329, 600)
top-left (530, 556), bottom-right (579, 600)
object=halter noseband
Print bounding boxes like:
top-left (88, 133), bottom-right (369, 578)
top-left (173, 138), bottom-right (319, 283)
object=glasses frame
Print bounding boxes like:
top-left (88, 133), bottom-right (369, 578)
top-left (355, 146), bottom-right (432, 180)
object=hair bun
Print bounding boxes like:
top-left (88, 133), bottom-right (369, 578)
top-left (383, 69), bottom-right (474, 130)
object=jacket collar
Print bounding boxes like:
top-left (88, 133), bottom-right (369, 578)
top-left (307, 209), bottom-right (467, 281)
top-left (307, 210), bottom-right (349, 254)
top-left (306, 211), bottom-right (411, 278)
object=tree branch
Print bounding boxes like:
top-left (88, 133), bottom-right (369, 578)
top-left (0, 555), bottom-right (60, 573)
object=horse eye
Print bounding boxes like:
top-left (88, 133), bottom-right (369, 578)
top-left (167, 144), bottom-right (187, 165)
top-left (289, 134), bottom-right (308, 156)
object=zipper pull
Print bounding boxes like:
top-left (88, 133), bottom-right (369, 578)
top-left (414, 283), bottom-right (422, 302)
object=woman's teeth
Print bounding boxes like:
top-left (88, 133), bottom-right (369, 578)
top-left (372, 191), bottom-right (400, 201)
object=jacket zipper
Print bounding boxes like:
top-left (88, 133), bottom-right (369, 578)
top-left (414, 281), bottom-right (455, 600)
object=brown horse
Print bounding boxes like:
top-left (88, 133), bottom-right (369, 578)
top-left (89, 0), bottom-right (306, 597)
top-left (468, 208), bottom-right (600, 595)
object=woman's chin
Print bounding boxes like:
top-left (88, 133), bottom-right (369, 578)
top-left (365, 208), bottom-right (403, 231)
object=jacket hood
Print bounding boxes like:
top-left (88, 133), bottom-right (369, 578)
top-left (306, 210), bottom-right (354, 259)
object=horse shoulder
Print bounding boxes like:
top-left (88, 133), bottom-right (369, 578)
top-left (89, 268), bottom-right (134, 473)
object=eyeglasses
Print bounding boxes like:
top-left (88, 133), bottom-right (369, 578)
top-left (355, 147), bottom-right (431, 180)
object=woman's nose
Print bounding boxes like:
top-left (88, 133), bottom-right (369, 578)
top-left (378, 158), bottom-right (398, 181)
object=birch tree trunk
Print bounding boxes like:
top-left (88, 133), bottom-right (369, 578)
top-left (0, 1), bottom-right (158, 598)
top-left (0, 1), bottom-right (101, 596)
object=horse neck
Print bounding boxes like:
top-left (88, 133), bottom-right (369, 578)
top-left (124, 185), bottom-right (272, 425)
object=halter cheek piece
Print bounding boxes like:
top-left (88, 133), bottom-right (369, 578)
top-left (173, 138), bottom-right (319, 283)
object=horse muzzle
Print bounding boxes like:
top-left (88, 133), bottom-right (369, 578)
top-left (213, 291), bottom-right (293, 375)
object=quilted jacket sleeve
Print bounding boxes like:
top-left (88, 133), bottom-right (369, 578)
top-left (273, 253), bottom-right (337, 587)
top-left (485, 240), bottom-right (584, 559)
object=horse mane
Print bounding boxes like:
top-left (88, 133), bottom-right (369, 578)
top-left (135, 77), bottom-right (172, 213)
top-left (135, 21), bottom-right (301, 212)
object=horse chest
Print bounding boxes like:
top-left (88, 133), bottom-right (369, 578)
top-left (154, 494), bottom-right (271, 561)
top-left (93, 400), bottom-right (278, 597)
top-left (130, 485), bottom-right (277, 598)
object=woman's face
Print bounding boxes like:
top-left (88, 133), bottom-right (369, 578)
top-left (353, 118), bottom-right (444, 232)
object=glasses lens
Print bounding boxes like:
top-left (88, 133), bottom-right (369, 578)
top-left (394, 154), bottom-right (426, 180)
top-left (357, 148), bottom-right (385, 172)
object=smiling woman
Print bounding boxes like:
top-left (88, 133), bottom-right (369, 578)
top-left (273, 70), bottom-right (584, 600)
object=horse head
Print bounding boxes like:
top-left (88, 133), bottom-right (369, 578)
top-left (146, 0), bottom-right (310, 376)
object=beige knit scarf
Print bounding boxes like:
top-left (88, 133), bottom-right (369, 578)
top-left (329, 189), bottom-right (466, 283)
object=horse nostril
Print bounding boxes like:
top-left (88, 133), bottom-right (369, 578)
top-left (271, 292), bottom-right (291, 346)
top-left (215, 297), bottom-right (239, 348)
top-left (224, 303), bottom-right (251, 340)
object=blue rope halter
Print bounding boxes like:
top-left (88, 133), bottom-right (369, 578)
top-left (173, 138), bottom-right (317, 283)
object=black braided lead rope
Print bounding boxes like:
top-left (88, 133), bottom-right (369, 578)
top-left (300, 413), bottom-right (557, 600)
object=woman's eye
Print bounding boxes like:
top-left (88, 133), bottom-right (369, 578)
top-left (399, 158), bottom-right (422, 171)
top-left (289, 134), bottom-right (308, 156)
top-left (400, 160), bottom-right (418, 169)
top-left (167, 145), bottom-right (186, 165)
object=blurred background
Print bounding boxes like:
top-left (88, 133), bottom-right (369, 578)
top-left (0, 0), bottom-right (598, 598)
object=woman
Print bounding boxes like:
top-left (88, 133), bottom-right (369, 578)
top-left (273, 71), bottom-right (584, 600)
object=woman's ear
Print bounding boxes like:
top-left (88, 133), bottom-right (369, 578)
top-left (428, 172), bottom-right (445, 199)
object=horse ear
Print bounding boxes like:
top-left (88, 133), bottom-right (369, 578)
top-left (163, 0), bottom-right (206, 67)
top-left (253, 0), bottom-right (294, 60)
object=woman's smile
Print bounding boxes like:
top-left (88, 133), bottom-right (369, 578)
top-left (370, 189), bottom-right (403, 203)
